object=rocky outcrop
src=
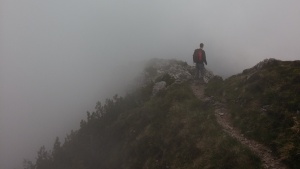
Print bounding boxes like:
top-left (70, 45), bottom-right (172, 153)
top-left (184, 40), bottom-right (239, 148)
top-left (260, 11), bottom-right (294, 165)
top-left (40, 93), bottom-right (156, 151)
top-left (152, 81), bottom-right (167, 96)
top-left (138, 58), bottom-right (215, 85)
top-left (145, 59), bottom-right (193, 83)
top-left (134, 58), bottom-right (216, 95)
top-left (203, 68), bottom-right (214, 83)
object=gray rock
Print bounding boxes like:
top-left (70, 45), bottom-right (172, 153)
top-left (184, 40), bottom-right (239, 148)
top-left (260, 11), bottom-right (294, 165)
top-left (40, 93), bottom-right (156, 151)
top-left (135, 59), bottom-right (216, 88)
top-left (152, 81), bottom-right (166, 96)
top-left (203, 69), bottom-right (214, 83)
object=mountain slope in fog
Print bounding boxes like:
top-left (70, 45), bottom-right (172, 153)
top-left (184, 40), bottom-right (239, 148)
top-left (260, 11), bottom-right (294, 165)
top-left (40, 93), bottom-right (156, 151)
top-left (23, 59), bottom-right (299, 169)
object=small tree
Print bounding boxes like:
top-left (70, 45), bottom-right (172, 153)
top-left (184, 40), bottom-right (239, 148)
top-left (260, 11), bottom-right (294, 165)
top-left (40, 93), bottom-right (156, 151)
top-left (23, 159), bottom-right (36, 169)
top-left (35, 146), bottom-right (53, 169)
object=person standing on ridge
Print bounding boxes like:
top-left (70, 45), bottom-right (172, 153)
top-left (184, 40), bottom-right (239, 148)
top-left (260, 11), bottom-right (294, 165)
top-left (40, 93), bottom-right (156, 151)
top-left (193, 43), bottom-right (207, 81)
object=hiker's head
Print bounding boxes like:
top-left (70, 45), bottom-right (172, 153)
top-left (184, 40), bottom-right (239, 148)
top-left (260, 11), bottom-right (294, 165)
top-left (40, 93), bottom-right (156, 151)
top-left (200, 43), bottom-right (204, 48)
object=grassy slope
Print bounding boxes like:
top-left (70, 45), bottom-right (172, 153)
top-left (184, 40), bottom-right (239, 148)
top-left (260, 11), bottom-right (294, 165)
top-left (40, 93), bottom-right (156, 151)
top-left (117, 83), bottom-right (260, 169)
top-left (206, 60), bottom-right (300, 168)
top-left (26, 59), bottom-right (268, 169)
top-left (33, 82), bottom-right (261, 169)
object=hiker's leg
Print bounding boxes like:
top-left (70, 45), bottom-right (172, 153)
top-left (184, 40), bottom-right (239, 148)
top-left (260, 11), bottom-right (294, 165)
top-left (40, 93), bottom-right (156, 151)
top-left (199, 64), bottom-right (205, 82)
top-left (195, 63), bottom-right (199, 79)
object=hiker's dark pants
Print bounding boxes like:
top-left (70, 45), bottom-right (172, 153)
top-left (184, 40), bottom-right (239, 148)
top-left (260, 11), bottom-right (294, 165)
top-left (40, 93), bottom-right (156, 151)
top-left (196, 63), bottom-right (205, 79)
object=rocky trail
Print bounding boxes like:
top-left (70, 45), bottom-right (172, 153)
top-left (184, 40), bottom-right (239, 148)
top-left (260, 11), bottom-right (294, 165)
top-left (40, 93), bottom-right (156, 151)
top-left (190, 82), bottom-right (288, 169)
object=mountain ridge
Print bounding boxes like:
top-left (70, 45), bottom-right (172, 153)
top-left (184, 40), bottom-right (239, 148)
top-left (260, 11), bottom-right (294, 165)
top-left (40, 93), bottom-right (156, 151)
top-left (23, 58), bottom-right (300, 169)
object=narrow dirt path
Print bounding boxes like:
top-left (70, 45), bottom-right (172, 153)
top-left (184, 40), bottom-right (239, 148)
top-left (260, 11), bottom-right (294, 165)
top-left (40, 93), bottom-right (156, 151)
top-left (190, 82), bottom-right (288, 169)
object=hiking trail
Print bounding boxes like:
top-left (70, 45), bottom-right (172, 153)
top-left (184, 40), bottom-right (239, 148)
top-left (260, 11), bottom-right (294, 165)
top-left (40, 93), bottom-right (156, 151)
top-left (190, 82), bottom-right (288, 169)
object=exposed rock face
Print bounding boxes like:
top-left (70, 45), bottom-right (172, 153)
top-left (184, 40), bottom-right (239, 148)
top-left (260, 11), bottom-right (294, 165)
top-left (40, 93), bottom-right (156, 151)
top-left (203, 68), bottom-right (214, 83)
top-left (138, 58), bottom-right (215, 86)
top-left (134, 58), bottom-right (216, 95)
top-left (146, 59), bottom-right (193, 83)
top-left (152, 81), bottom-right (166, 96)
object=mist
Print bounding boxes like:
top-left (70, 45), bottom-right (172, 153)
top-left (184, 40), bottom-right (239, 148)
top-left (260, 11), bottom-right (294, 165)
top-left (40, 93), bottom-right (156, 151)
top-left (1, 0), bottom-right (300, 168)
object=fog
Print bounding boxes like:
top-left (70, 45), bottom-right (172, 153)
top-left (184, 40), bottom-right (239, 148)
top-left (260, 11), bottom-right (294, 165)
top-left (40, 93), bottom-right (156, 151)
top-left (1, 0), bottom-right (300, 168)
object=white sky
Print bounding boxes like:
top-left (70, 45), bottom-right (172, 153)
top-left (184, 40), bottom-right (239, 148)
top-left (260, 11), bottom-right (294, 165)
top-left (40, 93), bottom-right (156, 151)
top-left (1, 1), bottom-right (300, 168)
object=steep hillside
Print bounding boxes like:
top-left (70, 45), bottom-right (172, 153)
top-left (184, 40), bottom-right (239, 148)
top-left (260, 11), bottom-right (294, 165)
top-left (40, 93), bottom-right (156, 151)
top-left (23, 59), bottom-right (261, 169)
top-left (23, 58), bottom-right (299, 169)
top-left (206, 59), bottom-right (300, 168)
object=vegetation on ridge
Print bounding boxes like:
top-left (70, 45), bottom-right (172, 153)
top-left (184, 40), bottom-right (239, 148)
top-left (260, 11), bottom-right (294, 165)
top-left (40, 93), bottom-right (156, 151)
top-left (24, 80), bottom-right (260, 169)
top-left (206, 59), bottom-right (300, 168)
top-left (25, 59), bottom-right (300, 169)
